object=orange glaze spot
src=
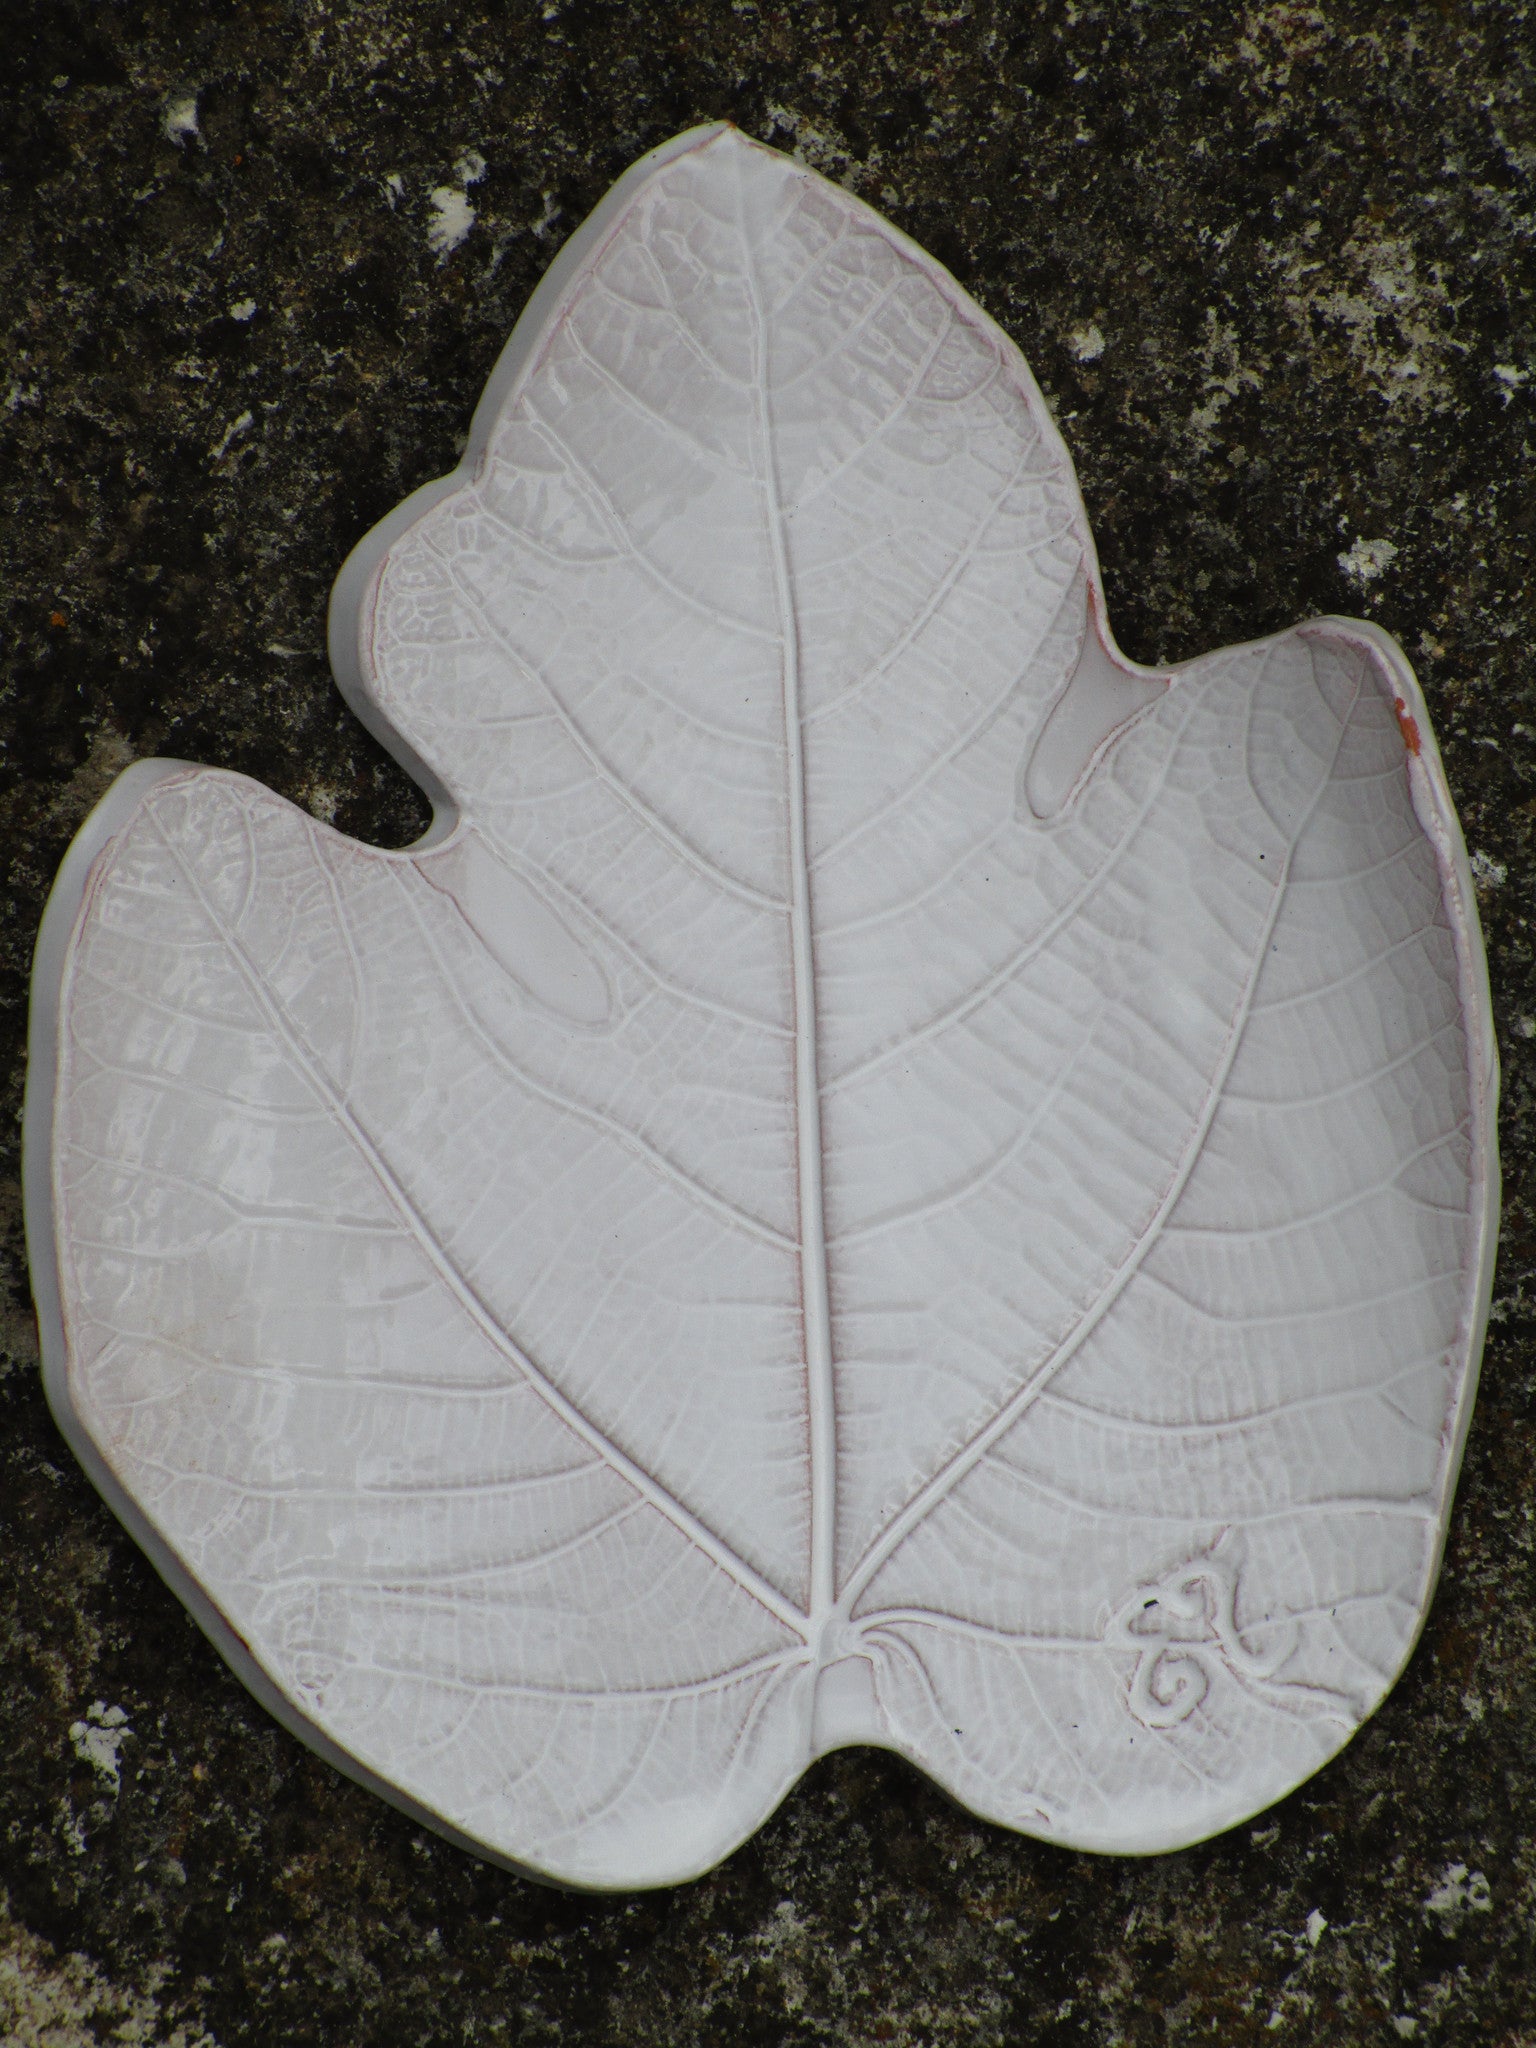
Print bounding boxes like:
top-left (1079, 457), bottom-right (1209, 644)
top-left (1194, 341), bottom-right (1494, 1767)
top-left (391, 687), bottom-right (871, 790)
top-left (1394, 698), bottom-right (1422, 755)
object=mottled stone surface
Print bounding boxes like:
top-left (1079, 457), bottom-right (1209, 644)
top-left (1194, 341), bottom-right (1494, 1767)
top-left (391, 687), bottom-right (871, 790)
top-left (2, 2), bottom-right (1534, 2041)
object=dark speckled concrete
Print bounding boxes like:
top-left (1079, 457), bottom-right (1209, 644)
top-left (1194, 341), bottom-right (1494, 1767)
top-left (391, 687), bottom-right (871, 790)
top-left (3, 4), bottom-right (1535, 2042)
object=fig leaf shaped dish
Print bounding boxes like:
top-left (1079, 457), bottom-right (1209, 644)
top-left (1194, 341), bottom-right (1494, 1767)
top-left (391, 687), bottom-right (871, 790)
top-left (26, 124), bottom-right (1498, 1891)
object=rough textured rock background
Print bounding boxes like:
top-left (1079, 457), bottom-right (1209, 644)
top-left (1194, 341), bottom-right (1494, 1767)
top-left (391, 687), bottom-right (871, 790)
top-left (2, 2), bottom-right (1533, 2041)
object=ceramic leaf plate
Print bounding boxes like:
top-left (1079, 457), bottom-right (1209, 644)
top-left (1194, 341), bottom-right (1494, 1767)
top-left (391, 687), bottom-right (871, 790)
top-left (26, 124), bottom-right (1498, 1891)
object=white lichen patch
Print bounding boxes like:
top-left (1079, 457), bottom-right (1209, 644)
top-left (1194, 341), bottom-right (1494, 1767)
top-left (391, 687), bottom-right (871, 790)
top-left (1337, 536), bottom-right (1399, 586)
top-left (162, 92), bottom-right (199, 144)
top-left (762, 103), bottom-right (859, 182)
top-left (1233, 3), bottom-right (1335, 90)
top-left (1272, 220), bottom-right (1461, 415)
top-left (425, 150), bottom-right (489, 258)
top-left (46, 726), bottom-right (137, 835)
top-left (67, 1702), bottom-right (131, 1796)
top-left (749, 1900), bottom-right (819, 2017)
top-left (209, 410), bottom-right (253, 464)
top-left (300, 780), bottom-right (341, 826)
top-left (229, 298), bottom-right (257, 323)
top-left (530, 189), bottom-right (563, 241)
top-left (1185, 307), bottom-right (1263, 455)
top-left (1423, 1862), bottom-right (1493, 1929)
top-left (1470, 850), bottom-right (1508, 890)
top-left (427, 188), bottom-right (476, 256)
top-left (1069, 323), bottom-right (1106, 362)
top-left (0, 1893), bottom-right (222, 2047)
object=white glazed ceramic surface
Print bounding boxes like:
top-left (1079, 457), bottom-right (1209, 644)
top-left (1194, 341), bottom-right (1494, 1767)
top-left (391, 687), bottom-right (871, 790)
top-left (25, 125), bottom-right (1499, 1890)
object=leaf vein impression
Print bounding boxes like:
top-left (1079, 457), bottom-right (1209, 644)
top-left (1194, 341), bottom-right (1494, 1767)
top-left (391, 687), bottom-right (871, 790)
top-left (737, 163), bottom-right (838, 1629)
top-left (824, 681), bottom-right (1207, 1097)
top-left (392, 869), bottom-right (798, 1254)
top-left (807, 527), bottom-right (1080, 870)
top-left (521, 405), bottom-right (780, 646)
top-left (338, 1645), bottom-right (804, 1707)
top-left (467, 841), bottom-right (791, 1039)
top-left (836, 655), bottom-right (1370, 1614)
top-left (419, 531), bottom-right (787, 913)
top-left (564, 311), bottom-right (753, 482)
top-left (145, 802), bottom-right (810, 1644)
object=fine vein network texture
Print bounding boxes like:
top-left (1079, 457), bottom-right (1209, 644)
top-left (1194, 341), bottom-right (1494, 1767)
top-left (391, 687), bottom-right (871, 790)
top-left (32, 126), bottom-right (1497, 1889)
